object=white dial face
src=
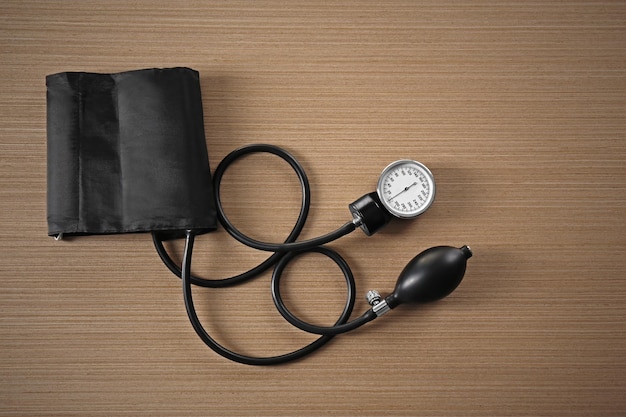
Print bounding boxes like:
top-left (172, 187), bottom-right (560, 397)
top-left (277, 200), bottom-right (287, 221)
top-left (376, 160), bottom-right (435, 218)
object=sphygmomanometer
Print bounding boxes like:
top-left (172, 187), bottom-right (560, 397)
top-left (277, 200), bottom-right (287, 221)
top-left (47, 67), bottom-right (471, 365)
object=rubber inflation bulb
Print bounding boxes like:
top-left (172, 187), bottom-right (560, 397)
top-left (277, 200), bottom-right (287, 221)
top-left (385, 245), bottom-right (472, 308)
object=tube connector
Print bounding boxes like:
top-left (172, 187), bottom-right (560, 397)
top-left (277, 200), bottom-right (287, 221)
top-left (366, 290), bottom-right (390, 317)
top-left (351, 214), bottom-right (363, 228)
top-left (348, 192), bottom-right (393, 236)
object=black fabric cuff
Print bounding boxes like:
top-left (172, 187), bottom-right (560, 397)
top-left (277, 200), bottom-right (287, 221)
top-left (46, 67), bottom-right (217, 240)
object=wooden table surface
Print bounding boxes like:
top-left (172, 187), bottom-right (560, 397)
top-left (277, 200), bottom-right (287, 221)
top-left (1, 1), bottom-right (625, 416)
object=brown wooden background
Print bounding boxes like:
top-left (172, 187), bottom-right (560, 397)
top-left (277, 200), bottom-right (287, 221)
top-left (1, 1), bottom-right (625, 416)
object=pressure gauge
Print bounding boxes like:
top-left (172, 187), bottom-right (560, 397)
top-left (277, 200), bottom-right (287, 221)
top-left (376, 160), bottom-right (436, 219)
top-left (349, 159), bottom-right (436, 236)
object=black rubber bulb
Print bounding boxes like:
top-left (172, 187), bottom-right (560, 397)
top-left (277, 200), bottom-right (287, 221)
top-left (385, 245), bottom-right (472, 309)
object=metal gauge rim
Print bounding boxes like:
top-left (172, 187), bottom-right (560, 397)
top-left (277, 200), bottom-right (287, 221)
top-left (376, 159), bottom-right (436, 219)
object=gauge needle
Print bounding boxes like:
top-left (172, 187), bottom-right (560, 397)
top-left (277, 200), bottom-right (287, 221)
top-left (387, 182), bottom-right (418, 202)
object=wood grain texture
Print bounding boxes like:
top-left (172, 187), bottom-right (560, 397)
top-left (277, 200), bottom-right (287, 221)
top-left (1, 1), bottom-right (625, 415)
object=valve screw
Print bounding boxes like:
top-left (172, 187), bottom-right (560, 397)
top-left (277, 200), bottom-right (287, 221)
top-left (366, 290), bottom-right (382, 306)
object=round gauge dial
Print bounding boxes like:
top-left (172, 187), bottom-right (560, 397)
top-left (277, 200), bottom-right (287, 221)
top-left (376, 160), bottom-right (436, 219)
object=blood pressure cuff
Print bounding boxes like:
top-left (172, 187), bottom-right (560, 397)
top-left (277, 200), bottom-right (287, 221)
top-left (46, 67), bottom-right (217, 240)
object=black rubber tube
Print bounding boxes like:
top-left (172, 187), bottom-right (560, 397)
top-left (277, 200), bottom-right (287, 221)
top-left (212, 144), bottom-right (356, 253)
top-left (271, 249), bottom-right (377, 336)
top-left (153, 144), bottom-right (367, 365)
top-left (180, 231), bottom-right (356, 365)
